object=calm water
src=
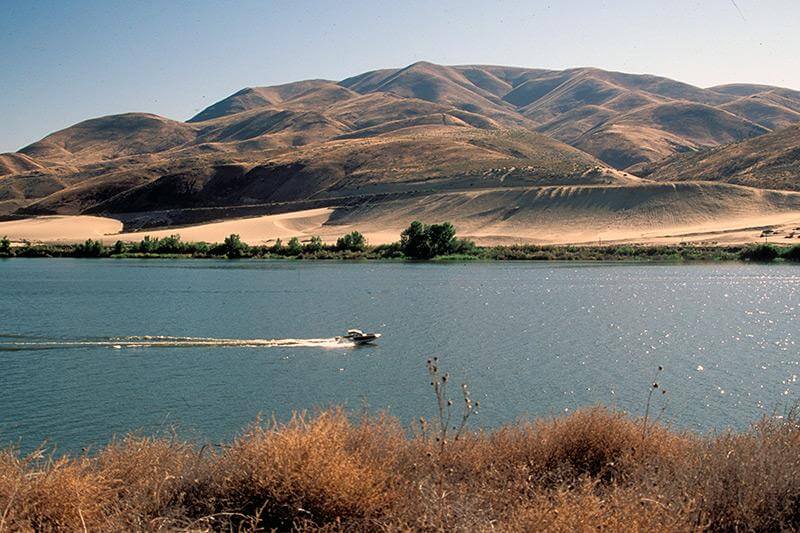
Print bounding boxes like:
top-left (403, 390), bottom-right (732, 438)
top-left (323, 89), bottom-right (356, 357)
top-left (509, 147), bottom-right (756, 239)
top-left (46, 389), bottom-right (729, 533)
top-left (1, 258), bottom-right (798, 453)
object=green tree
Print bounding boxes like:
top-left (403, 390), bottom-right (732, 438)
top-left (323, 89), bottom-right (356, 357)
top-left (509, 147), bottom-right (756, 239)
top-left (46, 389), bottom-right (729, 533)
top-left (287, 237), bottom-right (302, 255)
top-left (427, 222), bottom-right (456, 256)
top-left (304, 235), bottom-right (324, 253)
top-left (192, 242), bottom-right (210, 257)
top-left (740, 243), bottom-right (780, 262)
top-left (112, 240), bottom-right (126, 255)
top-left (139, 236), bottom-right (159, 254)
top-left (400, 220), bottom-right (433, 259)
top-left (269, 238), bottom-right (284, 255)
top-left (336, 231), bottom-right (367, 252)
top-left (156, 234), bottom-right (184, 254)
top-left (75, 239), bottom-right (105, 257)
top-left (224, 234), bottom-right (248, 259)
top-left (783, 244), bottom-right (800, 262)
top-left (400, 221), bottom-right (460, 258)
top-left (0, 235), bottom-right (11, 256)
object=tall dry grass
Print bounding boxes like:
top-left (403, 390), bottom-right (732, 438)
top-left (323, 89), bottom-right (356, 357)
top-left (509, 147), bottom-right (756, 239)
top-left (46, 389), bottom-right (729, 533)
top-left (2, 405), bottom-right (800, 531)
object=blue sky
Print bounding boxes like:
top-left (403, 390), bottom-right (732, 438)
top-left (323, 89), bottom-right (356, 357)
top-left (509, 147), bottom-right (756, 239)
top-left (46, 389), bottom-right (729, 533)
top-left (1, 0), bottom-right (798, 152)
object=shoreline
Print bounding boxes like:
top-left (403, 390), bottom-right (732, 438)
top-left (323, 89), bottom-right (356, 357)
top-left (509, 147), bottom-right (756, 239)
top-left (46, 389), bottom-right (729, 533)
top-left (2, 241), bottom-right (799, 263)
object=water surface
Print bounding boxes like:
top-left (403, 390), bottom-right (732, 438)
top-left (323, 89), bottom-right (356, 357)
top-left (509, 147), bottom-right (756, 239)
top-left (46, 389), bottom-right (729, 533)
top-left (1, 259), bottom-right (798, 453)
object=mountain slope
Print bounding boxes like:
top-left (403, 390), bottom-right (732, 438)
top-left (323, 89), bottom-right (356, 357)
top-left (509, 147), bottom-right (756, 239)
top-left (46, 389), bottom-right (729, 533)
top-left (0, 153), bottom-right (47, 176)
top-left (178, 62), bottom-right (800, 171)
top-left (19, 113), bottom-right (198, 164)
top-left (575, 102), bottom-right (770, 169)
top-left (187, 80), bottom-right (334, 122)
top-left (17, 127), bottom-right (627, 218)
top-left (640, 124), bottom-right (800, 191)
top-left (3, 61), bottom-right (800, 244)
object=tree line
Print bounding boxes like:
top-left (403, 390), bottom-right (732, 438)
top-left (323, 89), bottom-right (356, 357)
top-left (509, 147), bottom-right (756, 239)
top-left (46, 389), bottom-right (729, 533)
top-left (2, 224), bottom-right (800, 262)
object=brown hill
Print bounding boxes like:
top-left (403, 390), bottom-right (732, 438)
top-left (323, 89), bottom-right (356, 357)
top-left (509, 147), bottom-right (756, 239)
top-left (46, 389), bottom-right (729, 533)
top-left (575, 102), bottom-right (769, 169)
top-left (187, 80), bottom-right (334, 122)
top-left (19, 113), bottom-right (198, 164)
top-left (3, 62), bottom-right (800, 243)
top-left (0, 153), bottom-right (47, 176)
top-left (639, 124), bottom-right (800, 191)
top-left (178, 62), bottom-right (800, 170)
top-left (16, 127), bottom-right (627, 218)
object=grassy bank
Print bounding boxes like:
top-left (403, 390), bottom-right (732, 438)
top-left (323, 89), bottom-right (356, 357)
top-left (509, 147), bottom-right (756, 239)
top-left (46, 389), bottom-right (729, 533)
top-left (2, 406), bottom-right (800, 531)
top-left (3, 233), bottom-right (800, 263)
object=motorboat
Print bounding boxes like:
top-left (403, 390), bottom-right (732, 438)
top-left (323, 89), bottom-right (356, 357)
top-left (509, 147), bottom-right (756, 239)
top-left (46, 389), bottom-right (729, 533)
top-left (338, 329), bottom-right (381, 345)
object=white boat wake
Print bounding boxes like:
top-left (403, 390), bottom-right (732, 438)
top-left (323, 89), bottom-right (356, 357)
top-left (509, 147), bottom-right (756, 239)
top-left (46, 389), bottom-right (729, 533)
top-left (0, 334), bottom-right (355, 350)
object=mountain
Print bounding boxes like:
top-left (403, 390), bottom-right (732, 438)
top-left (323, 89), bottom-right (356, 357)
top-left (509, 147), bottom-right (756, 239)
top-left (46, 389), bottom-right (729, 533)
top-left (639, 124), bottom-right (800, 191)
top-left (20, 113), bottom-right (197, 164)
top-left (2, 62), bottom-right (800, 244)
top-left (183, 63), bottom-right (800, 169)
top-left (12, 127), bottom-right (630, 219)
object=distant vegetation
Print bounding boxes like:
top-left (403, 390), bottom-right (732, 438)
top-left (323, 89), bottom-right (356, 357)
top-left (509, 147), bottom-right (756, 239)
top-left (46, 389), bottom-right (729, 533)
top-left (2, 224), bottom-right (800, 263)
top-left (0, 235), bottom-right (11, 257)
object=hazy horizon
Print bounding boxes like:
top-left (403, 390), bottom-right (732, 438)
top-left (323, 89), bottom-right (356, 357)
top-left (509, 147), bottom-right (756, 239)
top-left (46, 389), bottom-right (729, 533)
top-left (2, 0), bottom-right (799, 152)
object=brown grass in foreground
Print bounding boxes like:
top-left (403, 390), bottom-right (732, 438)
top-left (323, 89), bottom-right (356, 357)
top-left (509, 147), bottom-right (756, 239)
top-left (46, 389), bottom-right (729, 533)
top-left (2, 407), bottom-right (800, 532)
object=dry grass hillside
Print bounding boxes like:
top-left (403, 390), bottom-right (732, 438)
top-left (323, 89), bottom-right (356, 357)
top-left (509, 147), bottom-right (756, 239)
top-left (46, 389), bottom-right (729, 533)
top-left (640, 124), bottom-right (800, 191)
top-left (2, 62), bottom-right (800, 241)
top-left (13, 128), bottom-right (619, 218)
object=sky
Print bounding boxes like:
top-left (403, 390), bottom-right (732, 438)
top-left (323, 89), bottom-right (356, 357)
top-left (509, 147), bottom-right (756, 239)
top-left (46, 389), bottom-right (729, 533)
top-left (1, 0), bottom-right (799, 152)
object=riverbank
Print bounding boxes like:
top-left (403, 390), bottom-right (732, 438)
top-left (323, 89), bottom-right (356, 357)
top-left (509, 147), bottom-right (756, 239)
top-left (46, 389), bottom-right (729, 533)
top-left (2, 235), bottom-right (800, 263)
top-left (2, 406), bottom-right (799, 531)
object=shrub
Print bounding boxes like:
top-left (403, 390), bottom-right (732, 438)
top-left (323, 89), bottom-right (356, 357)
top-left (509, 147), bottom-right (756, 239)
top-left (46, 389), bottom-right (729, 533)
top-left (336, 231), bottom-right (367, 252)
top-left (304, 235), bottom-right (324, 253)
top-left (0, 235), bottom-right (11, 257)
top-left (782, 244), bottom-right (800, 262)
top-left (400, 221), bottom-right (458, 259)
top-left (138, 236), bottom-right (159, 254)
top-left (111, 240), bottom-right (127, 255)
top-left (223, 234), bottom-right (249, 259)
top-left (372, 242), bottom-right (404, 259)
top-left (155, 234), bottom-right (185, 254)
top-left (74, 239), bottom-right (105, 258)
top-left (191, 241), bottom-right (210, 257)
top-left (269, 238), bottom-right (284, 255)
top-left (286, 237), bottom-right (302, 256)
top-left (740, 243), bottom-right (780, 262)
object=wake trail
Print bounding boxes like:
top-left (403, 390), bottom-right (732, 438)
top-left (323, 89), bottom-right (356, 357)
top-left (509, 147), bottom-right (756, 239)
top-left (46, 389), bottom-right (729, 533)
top-left (0, 335), bottom-right (355, 351)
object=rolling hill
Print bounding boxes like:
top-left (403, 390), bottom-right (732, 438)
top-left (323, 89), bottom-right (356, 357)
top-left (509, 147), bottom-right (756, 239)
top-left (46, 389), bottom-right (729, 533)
top-left (639, 124), bottom-right (800, 191)
top-left (1, 62), bottom-right (800, 244)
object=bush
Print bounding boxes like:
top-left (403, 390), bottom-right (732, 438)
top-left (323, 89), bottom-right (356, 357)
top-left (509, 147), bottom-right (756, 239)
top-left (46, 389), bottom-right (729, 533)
top-left (155, 234), bottom-right (185, 254)
top-left (0, 235), bottom-right (11, 257)
top-left (740, 243), bottom-right (780, 262)
top-left (336, 231), bottom-right (367, 252)
top-left (223, 234), bottom-right (249, 259)
top-left (304, 235), bottom-right (324, 253)
top-left (138, 236), bottom-right (159, 254)
top-left (782, 244), bottom-right (800, 262)
top-left (269, 238), bottom-right (284, 255)
top-left (191, 241), bottom-right (210, 257)
top-left (6, 407), bottom-right (800, 530)
top-left (286, 237), bottom-right (302, 256)
top-left (400, 221), bottom-right (458, 259)
top-left (74, 239), bottom-right (105, 258)
top-left (372, 242), bottom-right (404, 259)
top-left (111, 240), bottom-right (127, 255)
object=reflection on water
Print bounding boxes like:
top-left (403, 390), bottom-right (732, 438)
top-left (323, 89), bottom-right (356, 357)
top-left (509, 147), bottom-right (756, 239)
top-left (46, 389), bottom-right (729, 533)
top-left (0, 258), bottom-right (798, 454)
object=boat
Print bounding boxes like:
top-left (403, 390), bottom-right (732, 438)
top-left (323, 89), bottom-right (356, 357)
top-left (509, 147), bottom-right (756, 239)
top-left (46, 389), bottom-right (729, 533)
top-left (338, 329), bottom-right (382, 345)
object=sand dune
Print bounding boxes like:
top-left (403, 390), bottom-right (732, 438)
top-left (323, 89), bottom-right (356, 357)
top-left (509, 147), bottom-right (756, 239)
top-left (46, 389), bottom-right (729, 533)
top-left (0, 216), bottom-right (123, 243)
top-left (4, 183), bottom-right (800, 247)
